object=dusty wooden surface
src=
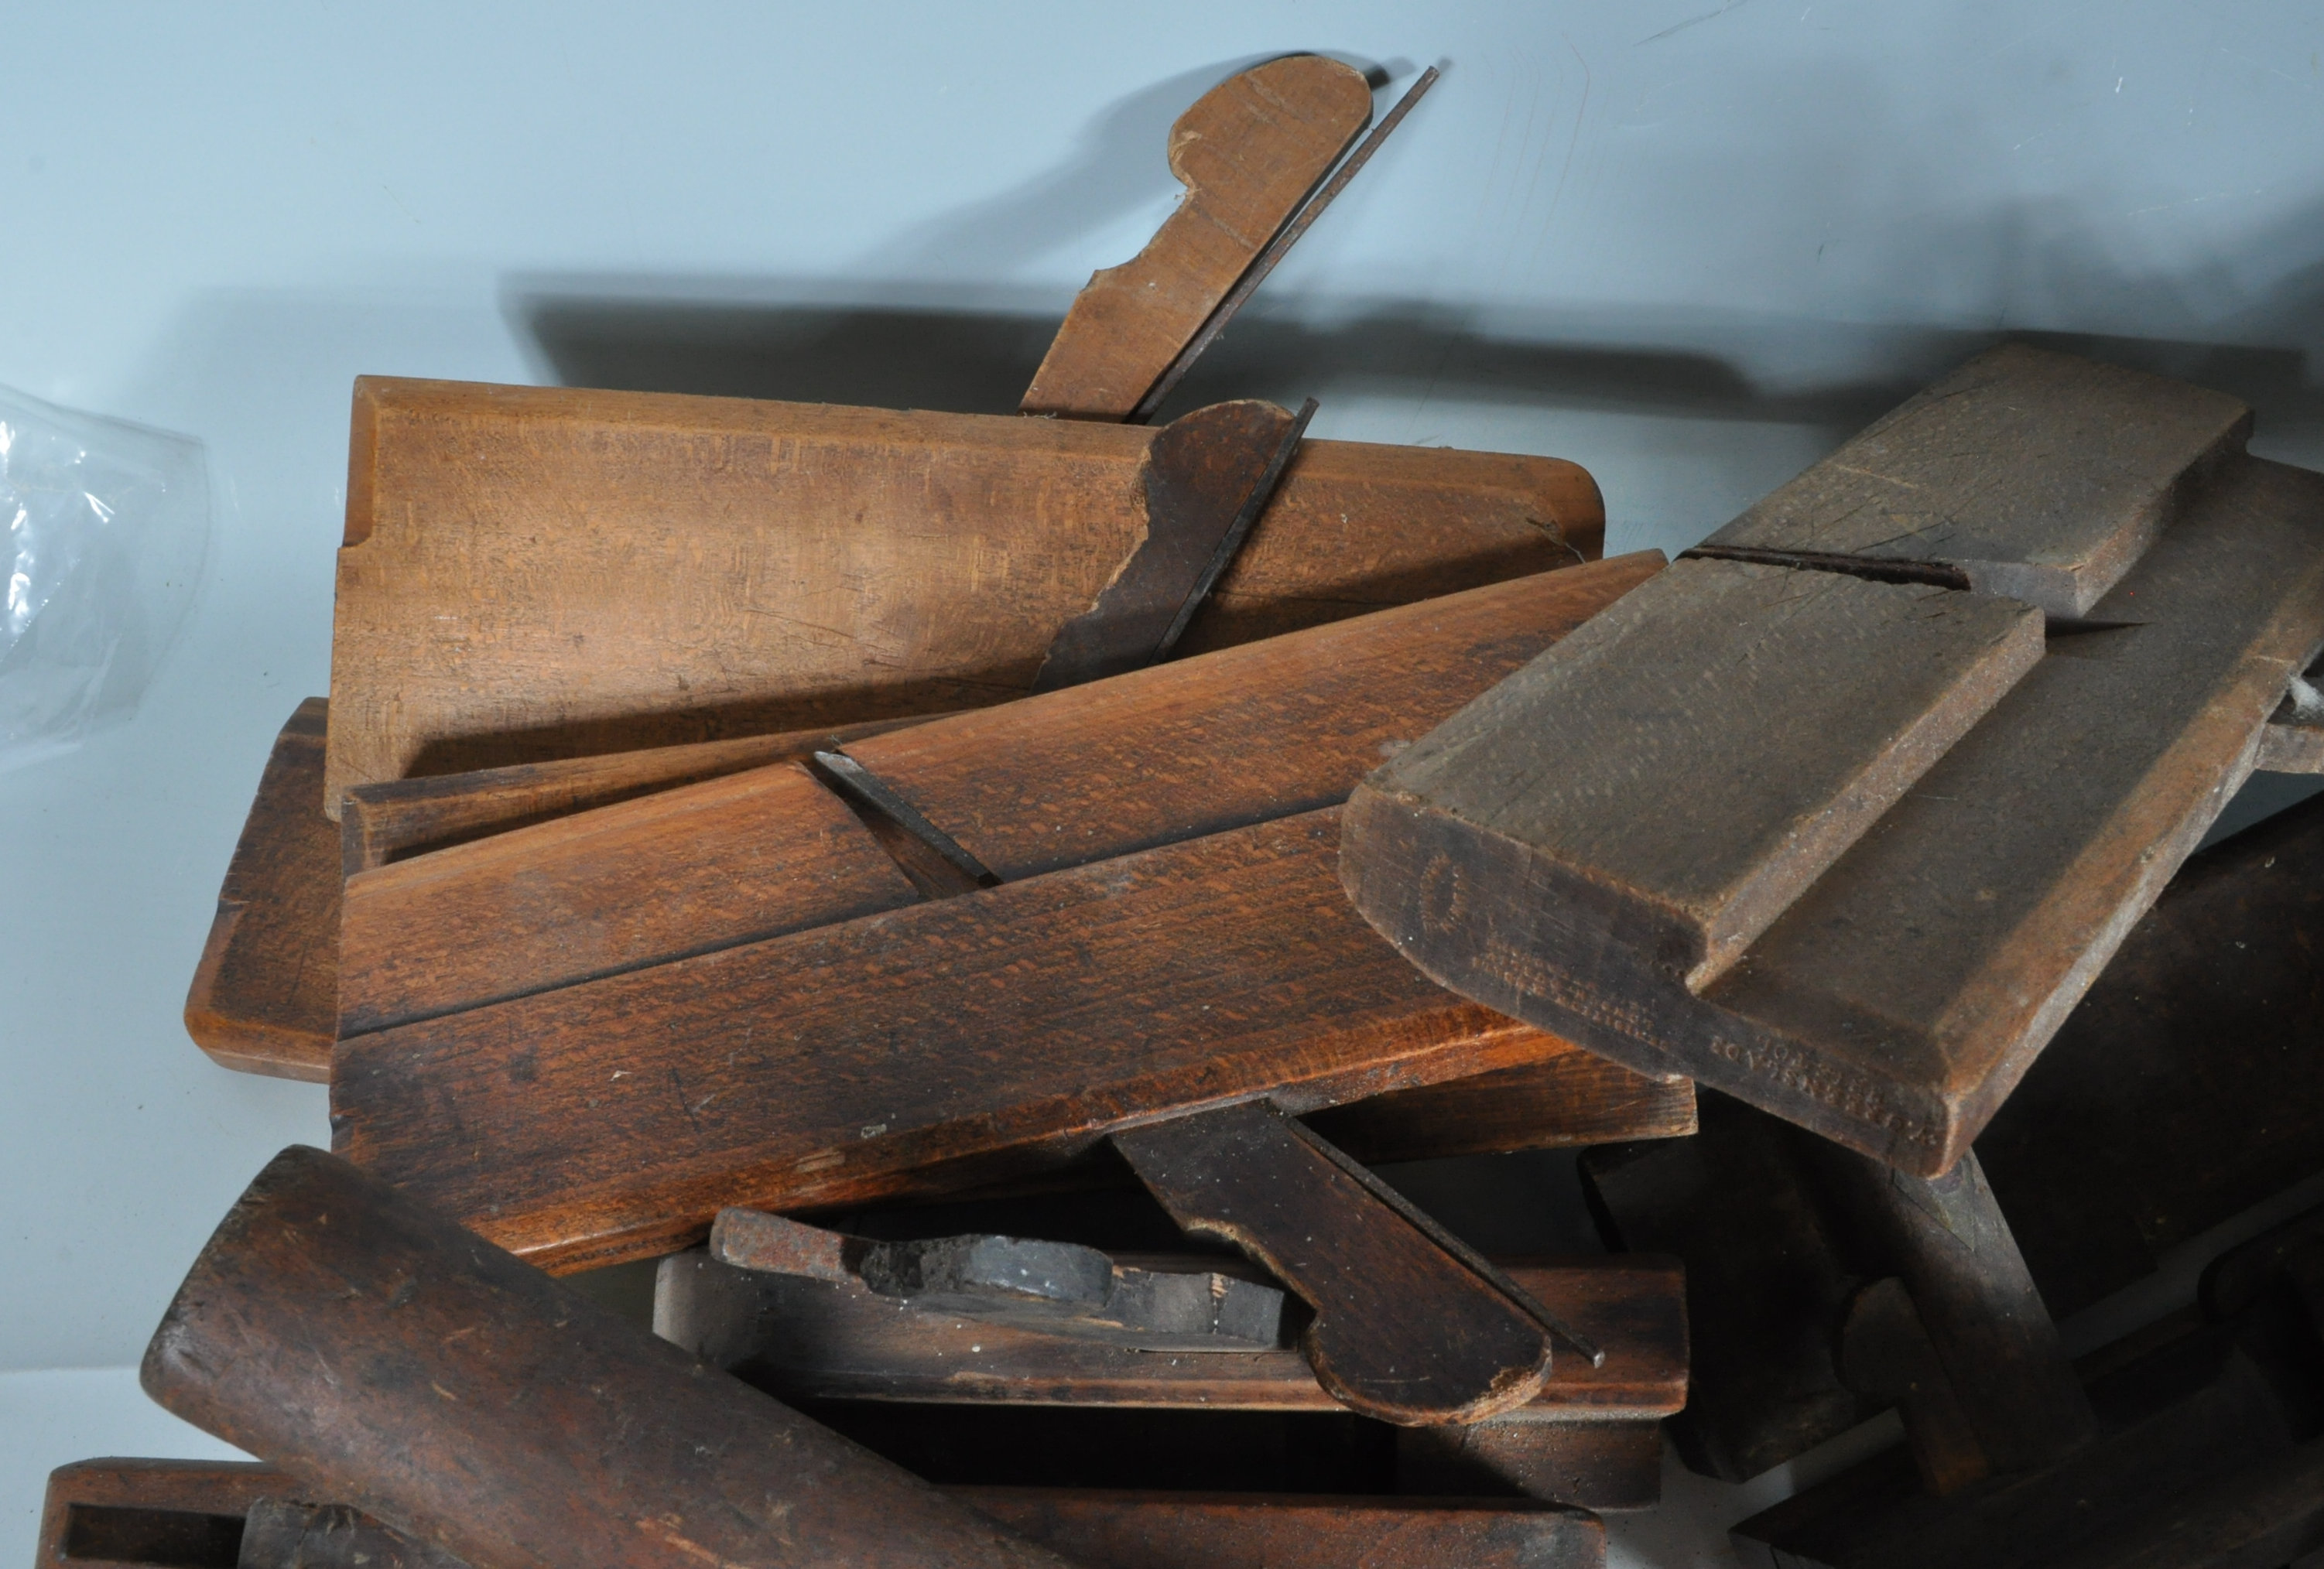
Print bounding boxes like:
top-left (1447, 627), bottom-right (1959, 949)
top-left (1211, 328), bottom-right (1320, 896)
top-left (333, 809), bottom-right (1576, 1272)
top-left (334, 557), bottom-right (1657, 1036)
top-left (142, 1146), bottom-right (1078, 1569)
top-left (327, 378), bottom-right (1600, 810)
top-left (38, 1461), bottom-right (1607, 1569)
top-left (238, 1498), bottom-right (467, 1569)
top-left (1696, 344), bottom-right (2251, 617)
top-left (656, 1247), bottom-right (1684, 1420)
top-left (339, 761), bottom-right (918, 1034)
top-left (1018, 56), bottom-right (1370, 420)
top-left (183, 699), bottom-right (340, 1081)
top-left (1354, 452), bottom-right (2324, 1174)
top-left (1346, 557), bottom-right (2042, 993)
top-left (1113, 1102), bottom-right (1554, 1425)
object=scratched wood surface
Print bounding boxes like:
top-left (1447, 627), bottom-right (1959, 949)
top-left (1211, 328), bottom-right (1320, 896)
top-left (337, 556), bottom-right (1660, 1034)
top-left (1352, 453), bottom-right (2324, 1174)
top-left (143, 1147), bottom-right (1078, 1569)
top-left (183, 699), bottom-right (340, 1081)
top-left (38, 1461), bottom-right (1608, 1569)
top-left (334, 808), bottom-right (1579, 1272)
top-left (339, 761), bottom-right (919, 1036)
top-left (1306, 1055), bottom-right (1695, 1164)
top-left (656, 1247), bottom-right (1685, 1420)
top-left (1018, 55), bottom-right (1371, 420)
top-left (1344, 555), bottom-right (2043, 992)
top-left (1696, 344), bottom-right (2251, 617)
top-left (326, 378), bottom-right (1601, 810)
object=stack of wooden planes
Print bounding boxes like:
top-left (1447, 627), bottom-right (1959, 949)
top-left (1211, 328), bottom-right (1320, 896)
top-left (39, 53), bottom-right (2324, 1569)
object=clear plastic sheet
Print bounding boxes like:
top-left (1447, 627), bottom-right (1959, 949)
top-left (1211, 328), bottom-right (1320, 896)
top-left (0, 386), bottom-right (208, 770)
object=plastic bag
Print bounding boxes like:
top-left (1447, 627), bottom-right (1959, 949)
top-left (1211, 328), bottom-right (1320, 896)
top-left (0, 385), bottom-right (208, 771)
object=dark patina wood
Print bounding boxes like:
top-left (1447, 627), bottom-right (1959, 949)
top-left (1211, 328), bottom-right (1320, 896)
top-left (1353, 409), bottom-right (2324, 1174)
top-left (1694, 343), bottom-right (2251, 618)
top-left (1586, 788), bottom-right (2324, 1485)
top-left (1731, 1201), bottom-right (2324, 1568)
top-left (333, 808), bottom-right (1573, 1272)
top-left (1112, 1101), bottom-right (1554, 1424)
top-left (141, 1146), bottom-right (1078, 1569)
top-left (183, 700), bottom-right (340, 1081)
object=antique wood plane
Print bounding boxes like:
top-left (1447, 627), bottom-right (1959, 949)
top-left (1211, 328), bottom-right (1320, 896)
top-left (1583, 783), bottom-right (2324, 1484)
top-left (321, 566), bottom-right (1675, 1264)
top-left (37, 1459), bottom-right (1606, 1569)
top-left (662, 1220), bottom-right (1686, 1511)
top-left (1342, 343), bottom-right (2324, 1174)
top-left (125, 1148), bottom-right (1612, 1569)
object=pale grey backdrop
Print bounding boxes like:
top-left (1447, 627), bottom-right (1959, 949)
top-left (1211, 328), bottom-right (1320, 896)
top-left (3, 2), bottom-right (2321, 1561)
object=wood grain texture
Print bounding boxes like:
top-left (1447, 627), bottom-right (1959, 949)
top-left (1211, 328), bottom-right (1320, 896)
top-left (1113, 1102), bottom-right (1554, 1425)
top-left (656, 1248), bottom-right (1685, 1421)
top-left (340, 713), bottom-right (931, 873)
top-left (337, 557), bottom-right (1658, 1040)
top-left (1303, 1055), bottom-right (1695, 1164)
top-left (847, 554), bottom-right (1664, 883)
top-left (183, 699), bottom-right (340, 1082)
top-left (239, 1499), bottom-right (466, 1569)
top-left (333, 808), bottom-right (1572, 1272)
top-left (1354, 454), bottom-right (2324, 1173)
top-left (1697, 344), bottom-right (2252, 618)
top-left (327, 378), bottom-right (1602, 811)
top-left (1346, 558), bottom-right (2042, 992)
top-left (39, 1463), bottom-right (1607, 1569)
top-left (142, 1147), bottom-right (1077, 1569)
top-left (337, 761), bottom-right (918, 1034)
top-left (1018, 56), bottom-right (1371, 420)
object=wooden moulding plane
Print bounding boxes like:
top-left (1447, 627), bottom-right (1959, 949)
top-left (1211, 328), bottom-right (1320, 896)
top-left (1340, 343), bottom-right (2324, 1175)
top-left (1583, 784), bottom-right (2324, 1487)
top-left (327, 560), bottom-right (1696, 1424)
top-left (662, 1212), bottom-right (1686, 1513)
top-left (133, 1147), bottom-right (1612, 1569)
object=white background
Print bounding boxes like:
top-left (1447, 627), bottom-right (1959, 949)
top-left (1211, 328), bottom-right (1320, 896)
top-left (3, 3), bottom-right (2322, 1563)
